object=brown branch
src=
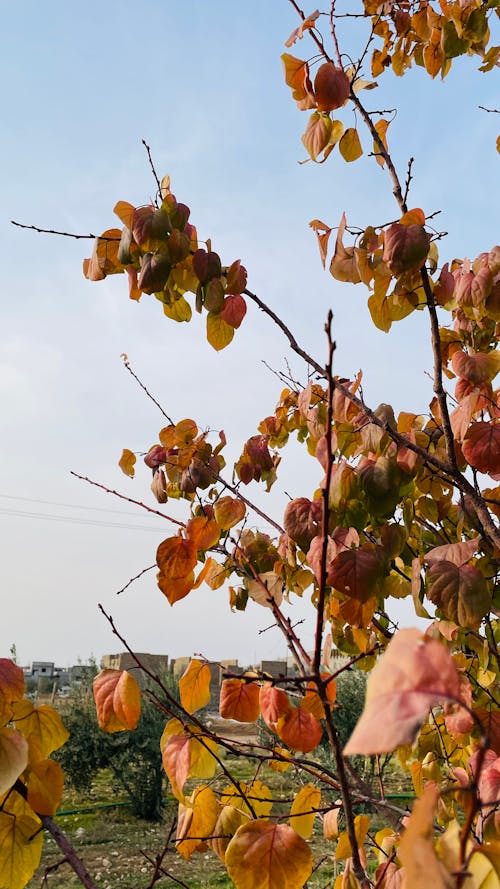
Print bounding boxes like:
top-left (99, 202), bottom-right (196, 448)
top-left (142, 139), bottom-right (162, 203)
top-left (313, 311), bottom-right (335, 676)
top-left (116, 563), bottom-right (156, 594)
top-left (10, 221), bottom-right (118, 240)
top-left (40, 814), bottom-right (99, 889)
top-left (70, 471), bottom-right (185, 526)
top-left (122, 356), bottom-right (174, 423)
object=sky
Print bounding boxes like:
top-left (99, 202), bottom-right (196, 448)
top-left (1, 1), bottom-right (499, 669)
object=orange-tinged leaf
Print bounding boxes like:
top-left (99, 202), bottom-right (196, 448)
top-left (0, 811), bottom-right (43, 889)
top-left (373, 118), bottom-right (390, 167)
top-left (323, 807), bottom-right (340, 840)
top-left (226, 821), bottom-right (313, 889)
top-left (425, 537), bottom-right (480, 567)
top-left (330, 213), bottom-right (362, 284)
top-left (11, 701), bottom-right (69, 756)
top-left (157, 535), bottom-right (198, 579)
top-left (162, 733), bottom-right (191, 800)
top-left (118, 447), bottom-right (136, 477)
top-left (285, 10), bottom-right (320, 47)
top-left (176, 784), bottom-right (220, 860)
top-left (452, 350), bottom-right (500, 384)
top-left (113, 200), bottom-right (135, 228)
top-left (0, 728), bottom-right (28, 795)
top-left (344, 629), bottom-right (461, 755)
top-left (186, 515), bottom-right (220, 551)
top-left (398, 784), bottom-right (451, 888)
top-left (277, 706), bottom-right (323, 753)
top-left (83, 228), bottom-right (123, 280)
top-left (301, 675), bottom-right (336, 720)
top-left (463, 422), bottom-right (500, 475)
top-left (179, 659), bottom-right (211, 714)
top-left (426, 561), bottom-right (490, 630)
top-left (211, 805), bottom-right (250, 861)
top-left (207, 311), bottom-right (234, 350)
top-left (220, 679), bottom-right (261, 722)
top-left (220, 294), bottom-right (247, 328)
top-left (309, 219), bottom-right (332, 268)
top-left (260, 685), bottom-right (292, 728)
top-left (93, 669), bottom-right (141, 733)
top-left (268, 747), bottom-right (292, 772)
top-left (339, 127), bottom-right (363, 162)
top-left (400, 208), bottom-right (426, 226)
top-left (214, 496), bottom-right (246, 530)
top-left (0, 659), bottom-right (25, 724)
top-left (247, 571), bottom-right (283, 608)
top-left (289, 783), bottom-right (321, 839)
top-left (26, 758), bottom-right (64, 815)
top-left (157, 570), bottom-right (195, 605)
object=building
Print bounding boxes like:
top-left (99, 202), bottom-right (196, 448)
top-left (100, 652), bottom-right (169, 688)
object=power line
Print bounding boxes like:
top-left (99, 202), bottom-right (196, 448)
top-left (0, 506), bottom-right (164, 533)
top-left (0, 492), bottom-right (150, 518)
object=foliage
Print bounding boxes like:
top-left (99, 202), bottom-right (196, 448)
top-left (4, 2), bottom-right (500, 888)
top-left (55, 670), bottom-right (180, 821)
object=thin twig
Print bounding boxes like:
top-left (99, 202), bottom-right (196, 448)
top-left (116, 563), bottom-right (156, 594)
top-left (10, 221), bottom-right (116, 240)
top-left (142, 139), bottom-right (162, 202)
top-left (70, 471), bottom-right (185, 526)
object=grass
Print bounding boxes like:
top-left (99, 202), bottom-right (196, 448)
top-left (28, 754), bottom-right (413, 889)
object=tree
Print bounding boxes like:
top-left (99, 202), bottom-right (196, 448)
top-left (3, 2), bottom-right (500, 888)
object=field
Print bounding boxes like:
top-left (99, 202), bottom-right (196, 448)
top-left (28, 743), bottom-right (414, 889)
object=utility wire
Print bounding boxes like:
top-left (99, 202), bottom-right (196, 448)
top-left (0, 492), bottom-right (150, 518)
top-left (0, 506), bottom-right (163, 533)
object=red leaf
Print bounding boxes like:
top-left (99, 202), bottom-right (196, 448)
top-left (463, 422), bottom-right (500, 475)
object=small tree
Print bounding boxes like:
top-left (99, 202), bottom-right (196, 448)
top-left (2, 3), bottom-right (500, 888)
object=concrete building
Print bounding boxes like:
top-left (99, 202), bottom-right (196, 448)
top-left (100, 652), bottom-right (169, 688)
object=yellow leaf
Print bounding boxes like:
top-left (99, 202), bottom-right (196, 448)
top-left (206, 311), bottom-right (234, 351)
top-left (179, 659), bottom-right (211, 714)
top-left (27, 758), bottom-right (64, 816)
top-left (211, 805), bottom-right (250, 861)
top-left (93, 670), bottom-right (141, 733)
top-left (225, 821), bottom-right (313, 889)
top-left (289, 783), bottom-right (321, 839)
top-left (176, 784), bottom-right (220, 860)
top-left (399, 784), bottom-right (453, 888)
top-left (0, 811), bottom-right (43, 889)
top-left (336, 814), bottom-right (370, 860)
top-left (118, 448), bottom-right (136, 478)
top-left (373, 119), bottom-right (390, 168)
top-left (0, 728), bottom-right (28, 796)
top-left (339, 128), bottom-right (363, 162)
top-left (11, 701), bottom-right (69, 756)
top-left (221, 780), bottom-right (272, 818)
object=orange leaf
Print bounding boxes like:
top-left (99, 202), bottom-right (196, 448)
top-left (156, 535), bottom-right (198, 579)
top-left (323, 807), bottom-right (340, 840)
top-left (329, 212), bottom-right (362, 283)
top-left (260, 685), bottom-right (292, 728)
top-left (186, 515), bottom-right (220, 551)
top-left (162, 732), bottom-right (191, 800)
top-left (157, 570), bottom-right (195, 605)
top-left (93, 670), bottom-right (141, 733)
top-left (399, 208), bottom-right (426, 226)
top-left (118, 448), bottom-right (136, 478)
top-left (211, 805), bottom-right (249, 861)
top-left (463, 422), bottom-right (500, 475)
top-left (113, 200), bottom-right (135, 228)
top-left (179, 659), bottom-right (211, 714)
top-left (0, 659), bottom-right (25, 725)
top-left (277, 706), bottom-right (323, 753)
top-left (344, 629), bottom-right (461, 755)
top-left (0, 728), bottom-right (28, 796)
top-left (219, 679), bottom-right (261, 722)
top-left (285, 10), bottom-right (320, 48)
top-left (373, 119), bottom-right (390, 168)
top-left (225, 821), bottom-right (313, 889)
top-left (213, 496), bottom-right (246, 530)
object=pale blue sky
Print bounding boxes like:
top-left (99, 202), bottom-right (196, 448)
top-left (1, 2), bottom-right (498, 667)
